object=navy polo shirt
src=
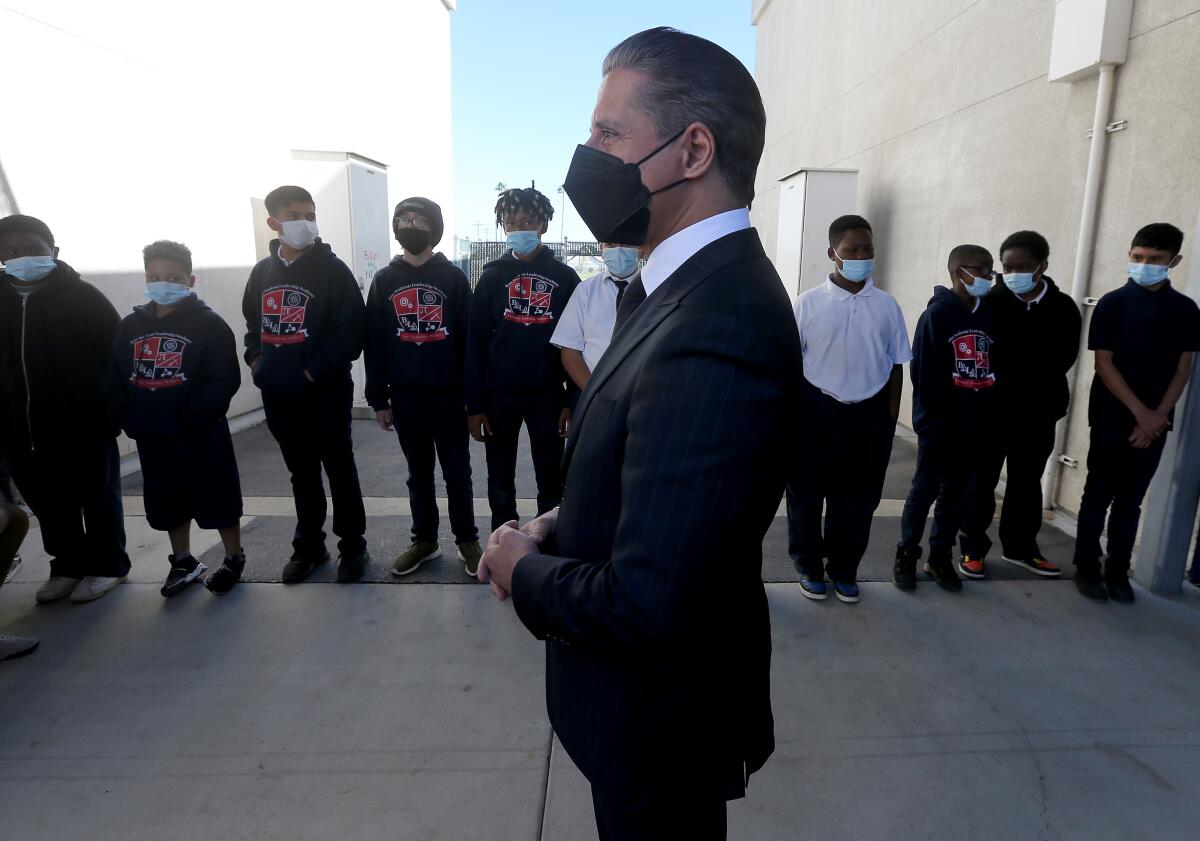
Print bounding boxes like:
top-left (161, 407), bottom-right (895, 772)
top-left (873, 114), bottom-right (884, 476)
top-left (1087, 278), bottom-right (1200, 430)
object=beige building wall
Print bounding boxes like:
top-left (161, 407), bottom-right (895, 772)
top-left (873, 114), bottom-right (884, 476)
top-left (751, 0), bottom-right (1200, 514)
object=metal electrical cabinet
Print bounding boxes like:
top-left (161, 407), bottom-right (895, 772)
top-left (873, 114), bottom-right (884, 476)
top-left (774, 168), bottom-right (858, 296)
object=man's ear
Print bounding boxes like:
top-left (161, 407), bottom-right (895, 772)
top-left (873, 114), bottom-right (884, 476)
top-left (52, 246), bottom-right (61, 259)
top-left (266, 216), bottom-right (282, 233)
top-left (1170, 254), bottom-right (1183, 269)
top-left (680, 121), bottom-right (716, 181)
top-left (187, 274), bottom-right (197, 289)
top-left (540, 220), bottom-right (549, 237)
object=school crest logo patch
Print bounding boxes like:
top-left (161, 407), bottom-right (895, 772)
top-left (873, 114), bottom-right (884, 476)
top-left (950, 330), bottom-right (996, 389)
top-left (504, 275), bottom-right (557, 325)
top-left (132, 334), bottom-right (191, 389)
top-left (261, 285), bottom-right (312, 345)
top-left (391, 285), bottom-right (449, 344)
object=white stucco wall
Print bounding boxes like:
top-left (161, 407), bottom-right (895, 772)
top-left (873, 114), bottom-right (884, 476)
top-left (2, 0), bottom-right (455, 455)
top-left (751, 0), bottom-right (1200, 514)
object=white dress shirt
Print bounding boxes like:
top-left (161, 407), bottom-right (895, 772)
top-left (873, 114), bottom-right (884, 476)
top-left (552, 269), bottom-right (639, 371)
top-left (794, 274), bottom-right (913, 403)
top-left (640, 207), bottom-right (752, 298)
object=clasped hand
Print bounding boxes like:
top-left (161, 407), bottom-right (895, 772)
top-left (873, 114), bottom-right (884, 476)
top-left (477, 507), bottom-right (558, 601)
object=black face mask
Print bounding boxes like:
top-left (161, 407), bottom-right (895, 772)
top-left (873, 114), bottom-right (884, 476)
top-left (396, 227), bottom-right (431, 254)
top-left (561, 128), bottom-right (688, 245)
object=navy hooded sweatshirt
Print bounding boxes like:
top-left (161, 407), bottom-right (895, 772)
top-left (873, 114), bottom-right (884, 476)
top-left (985, 276), bottom-right (1081, 422)
top-left (242, 239), bottom-right (365, 393)
top-left (910, 285), bottom-right (1005, 444)
top-left (106, 294), bottom-right (240, 442)
top-left (0, 260), bottom-right (120, 451)
top-left (464, 246), bottom-right (580, 415)
top-left (365, 253), bottom-right (471, 411)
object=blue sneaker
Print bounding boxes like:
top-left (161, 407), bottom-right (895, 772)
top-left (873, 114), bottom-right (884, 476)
top-left (798, 573), bottom-right (827, 600)
top-left (833, 581), bottom-right (860, 603)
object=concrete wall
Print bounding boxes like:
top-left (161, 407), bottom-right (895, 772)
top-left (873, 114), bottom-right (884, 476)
top-left (751, 0), bottom-right (1200, 514)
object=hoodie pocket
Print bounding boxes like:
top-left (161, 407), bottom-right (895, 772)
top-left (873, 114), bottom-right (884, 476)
top-left (251, 349), bottom-right (308, 394)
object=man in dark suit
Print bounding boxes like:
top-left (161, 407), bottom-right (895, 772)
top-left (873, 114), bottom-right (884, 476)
top-left (478, 28), bottom-right (804, 840)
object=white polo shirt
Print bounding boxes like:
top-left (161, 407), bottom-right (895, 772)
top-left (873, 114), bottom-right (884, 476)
top-left (793, 274), bottom-right (912, 403)
top-left (551, 268), bottom-right (639, 371)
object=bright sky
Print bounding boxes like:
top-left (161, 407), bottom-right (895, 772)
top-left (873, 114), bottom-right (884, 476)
top-left (450, 1), bottom-right (756, 246)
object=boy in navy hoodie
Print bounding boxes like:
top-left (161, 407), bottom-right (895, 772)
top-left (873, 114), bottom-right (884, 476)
top-left (465, 186), bottom-right (580, 530)
top-left (0, 214), bottom-right (131, 605)
top-left (366, 197), bottom-right (482, 577)
top-left (896, 244), bottom-right (1004, 592)
top-left (1072, 223), bottom-right (1200, 604)
top-left (107, 241), bottom-right (245, 596)
top-left (242, 185), bottom-right (370, 584)
top-left (958, 231), bottom-right (1081, 580)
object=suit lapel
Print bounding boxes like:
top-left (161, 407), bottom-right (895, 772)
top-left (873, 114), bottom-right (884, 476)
top-left (561, 227), bottom-right (765, 473)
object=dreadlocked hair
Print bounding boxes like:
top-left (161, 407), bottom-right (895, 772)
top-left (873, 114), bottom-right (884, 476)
top-left (494, 186), bottom-right (555, 227)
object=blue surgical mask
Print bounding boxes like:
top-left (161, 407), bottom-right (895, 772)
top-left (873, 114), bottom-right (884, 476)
top-left (1003, 272), bottom-right (1037, 295)
top-left (507, 231), bottom-right (541, 256)
top-left (145, 281), bottom-right (192, 306)
top-left (1128, 262), bottom-right (1169, 287)
top-left (961, 269), bottom-right (992, 298)
top-left (602, 246), bottom-right (639, 278)
top-left (3, 255), bottom-right (57, 283)
top-left (833, 250), bottom-right (873, 283)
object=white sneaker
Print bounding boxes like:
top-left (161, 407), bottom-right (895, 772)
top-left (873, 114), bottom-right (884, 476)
top-left (0, 633), bottom-right (39, 661)
top-left (3, 553), bottom-right (21, 585)
top-left (36, 576), bottom-right (82, 604)
top-left (69, 576), bottom-right (126, 603)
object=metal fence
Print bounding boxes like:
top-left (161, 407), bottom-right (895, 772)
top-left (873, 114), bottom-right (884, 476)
top-left (468, 240), bottom-right (603, 288)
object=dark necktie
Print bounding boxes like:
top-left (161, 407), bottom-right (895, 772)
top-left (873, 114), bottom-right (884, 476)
top-left (612, 275), bottom-right (647, 336)
top-left (611, 278), bottom-right (630, 314)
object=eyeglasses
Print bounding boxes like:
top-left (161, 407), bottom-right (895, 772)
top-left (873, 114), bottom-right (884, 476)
top-left (960, 266), bottom-right (998, 281)
top-left (395, 214), bottom-right (432, 230)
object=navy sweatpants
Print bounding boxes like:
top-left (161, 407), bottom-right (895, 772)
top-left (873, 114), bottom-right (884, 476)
top-left (137, 420), bottom-right (243, 531)
top-left (262, 379), bottom-right (366, 557)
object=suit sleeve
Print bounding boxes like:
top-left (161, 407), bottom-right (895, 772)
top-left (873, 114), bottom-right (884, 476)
top-left (242, 266), bottom-right (262, 366)
top-left (464, 271), bottom-right (495, 415)
top-left (181, 316), bottom-right (241, 432)
top-left (364, 275), bottom-right (390, 412)
top-left (305, 263), bottom-right (366, 383)
top-left (510, 313), bottom-right (789, 654)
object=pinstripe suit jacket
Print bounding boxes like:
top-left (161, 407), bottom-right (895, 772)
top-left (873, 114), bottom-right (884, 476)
top-left (511, 227), bottom-right (805, 801)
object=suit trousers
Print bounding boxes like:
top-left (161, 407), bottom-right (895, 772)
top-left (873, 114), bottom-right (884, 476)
top-left (392, 389), bottom-right (477, 544)
top-left (262, 380), bottom-right (367, 557)
top-left (8, 437), bottom-right (130, 578)
top-left (591, 785), bottom-right (728, 841)
top-left (483, 390), bottom-right (563, 531)
top-left (960, 419), bottom-right (1056, 559)
top-left (785, 387), bottom-right (895, 583)
top-left (1073, 423), bottom-right (1167, 577)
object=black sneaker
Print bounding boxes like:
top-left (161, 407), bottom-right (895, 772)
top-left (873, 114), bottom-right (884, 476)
top-left (281, 549), bottom-right (330, 584)
top-left (336, 548), bottom-right (370, 583)
top-left (161, 555), bottom-right (207, 598)
top-left (893, 544), bottom-right (920, 591)
top-left (1073, 569), bottom-right (1108, 602)
top-left (205, 551), bottom-right (246, 596)
top-left (1106, 573), bottom-right (1135, 605)
top-left (924, 555), bottom-right (962, 592)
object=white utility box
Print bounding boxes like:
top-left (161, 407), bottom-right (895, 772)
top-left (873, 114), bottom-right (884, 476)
top-left (774, 168), bottom-right (858, 296)
top-left (1048, 0), bottom-right (1133, 82)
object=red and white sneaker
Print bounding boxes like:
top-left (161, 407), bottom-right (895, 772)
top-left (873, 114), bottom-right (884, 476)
top-left (958, 554), bottom-right (986, 579)
top-left (1002, 554), bottom-right (1062, 578)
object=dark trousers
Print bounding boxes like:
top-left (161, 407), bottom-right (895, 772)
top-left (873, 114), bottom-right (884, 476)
top-left (392, 389), bottom-right (477, 544)
top-left (785, 388), bottom-right (895, 583)
top-left (484, 391), bottom-right (563, 531)
top-left (0, 448), bottom-right (13, 504)
top-left (900, 435), bottom-right (987, 560)
top-left (262, 380), bottom-right (366, 557)
top-left (591, 785), bottom-right (728, 841)
top-left (8, 438), bottom-right (130, 578)
top-left (961, 419), bottom-right (1056, 559)
top-left (1073, 423), bottom-right (1167, 577)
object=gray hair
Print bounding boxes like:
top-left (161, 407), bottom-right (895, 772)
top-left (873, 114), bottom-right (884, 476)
top-left (602, 27), bottom-right (766, 207)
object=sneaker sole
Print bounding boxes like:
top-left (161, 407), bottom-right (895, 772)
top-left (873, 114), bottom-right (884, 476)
top-left (161, 564), bottom-right (208, 598)
top-left (833, 589), bottom-right (860, 604)
top-left (798, 583), bottom-right (828, 601)
top-left (1001, 555), bottom-right (1062, 577)
top-left (458, 550), bottom-right (480, 578)
top-left (70, 578), bottom-right (127, 603)
top-left (0, 638), bottom-right (39, 661)
top-left (282, 554), bottom-right (330, 584)
top-left (957, 565), bottom-right (987, 580)
top-left (36, 585), bottom-right (81, 604)
top-left (391, 548), bottom-right (443, 577)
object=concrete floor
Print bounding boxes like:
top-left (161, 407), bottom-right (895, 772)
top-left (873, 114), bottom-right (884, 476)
top-left (5, 424), bottom-right (1200, 840)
